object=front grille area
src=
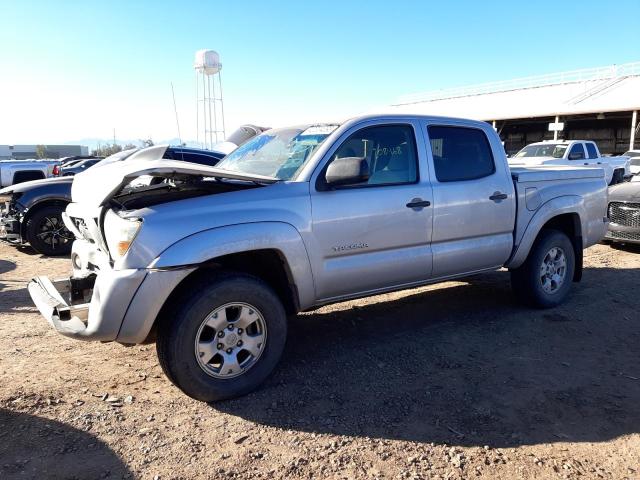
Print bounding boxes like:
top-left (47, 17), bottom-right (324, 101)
top-left (70, 216), bottom-right (93, 243)
top-left (608, 202), bottom-right (640, 227)
top-left (606, 230), bottom-right (640, 242)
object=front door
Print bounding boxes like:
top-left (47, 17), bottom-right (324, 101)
top-left (308, 122), bottom-right (433, 301)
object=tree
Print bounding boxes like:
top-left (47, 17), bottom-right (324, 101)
top-left (35, 145), bottom-right (47, 159)
top-left (91, 144), bottom-right (123, 157)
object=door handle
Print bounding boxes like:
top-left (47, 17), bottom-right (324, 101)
top-left (406, 198), bottom-right (431, 209)
top-left (597, 162), bottom-right (603, 165)
top-left (489, 192), bottom-right (508, 201)
top-left (583, 162), bottom-right (589, 165)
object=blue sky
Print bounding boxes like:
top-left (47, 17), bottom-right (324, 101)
top-left (1, 0), bottom-right (639, 144)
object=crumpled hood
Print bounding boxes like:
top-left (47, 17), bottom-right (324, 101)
top-left (608, 181), bottom-right (640, 202)
top-left (0, 175), bottom-right (73, 195)
top-left (71, 145), bottom-right (277, 207)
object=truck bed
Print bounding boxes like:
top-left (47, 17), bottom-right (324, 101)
top-left (510, 165), bottom-right (605, 183)
top-left (509, 164), bottom-right (608, 264)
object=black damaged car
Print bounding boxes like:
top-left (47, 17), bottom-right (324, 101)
top-left (0, 146), bottom-right (230, 255)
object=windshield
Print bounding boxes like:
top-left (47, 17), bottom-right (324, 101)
top-left (96, 148), bottom-right (140, 167)
top-left (514, 144), bottom-right (568, 159)
top-left (215, 125), bottom-right (338, 180)
top-left (623, 151), bottom-right (640, 158)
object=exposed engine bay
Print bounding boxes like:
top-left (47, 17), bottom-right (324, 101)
top-left (109, 177), bottom-right (263, 211)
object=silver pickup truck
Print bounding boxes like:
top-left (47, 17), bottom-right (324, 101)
top-left (28, 114), bottom-right (608, 401)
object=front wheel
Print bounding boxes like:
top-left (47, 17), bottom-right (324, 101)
top-left (510, 229), bottom-right (575, 308)
top-left (156, 272), bottom-right (287, 402)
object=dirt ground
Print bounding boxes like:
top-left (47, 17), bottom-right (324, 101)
top-left (1, 241), bottom-right (639, 480)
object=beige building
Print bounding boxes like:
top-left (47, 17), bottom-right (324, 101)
top-left (387, 62), bottom-right (640, 154)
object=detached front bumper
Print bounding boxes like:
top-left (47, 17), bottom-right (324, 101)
top-left (28, 267), bottom-right (196, 343)
top-left (28, 277), bottom-right (91, 337)
top-left (28, 268), bottom-right (148, 341)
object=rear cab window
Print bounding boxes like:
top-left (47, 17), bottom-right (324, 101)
top-left (427, 126), bottom-right (495, 182)
top-left (586, 143), bottom-right (598, 159)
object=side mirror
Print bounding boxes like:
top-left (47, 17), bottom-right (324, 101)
top-left (324, 157), bottom-right (369, 187)
top-left (568, 152), bottom-right (583, 160)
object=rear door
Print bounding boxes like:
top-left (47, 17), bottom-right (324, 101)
top-left (424, 121), bottom-right (516, 278)
top-left (308, 120), bottom-right (433, 301)
top-left (568, 142), bottom-right (588, 165)
top-left (580, 142), bottom-right (612, 181)
top-left (585, 142), bottom-right (599, 163)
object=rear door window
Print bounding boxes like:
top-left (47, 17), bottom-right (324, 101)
top-left (428, 126), bottom-right (495, 182)
top-left (585, 143), bottom-right (598, 159)
top-left (568, 143), bottom-right (586, 160)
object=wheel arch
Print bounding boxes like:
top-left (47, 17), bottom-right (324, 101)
top-left (507, 196), bottom-right (586, 281)
top-left (148, 222), bottom-right (314, 308)
top-left (539, 213), bottom-right (583, 281)
top-left (118, 222), bottom-right (316, 345)
top-left (141, 251), bottom-right (297, 344)
top-left (20, 199), bottom-right (70, 238)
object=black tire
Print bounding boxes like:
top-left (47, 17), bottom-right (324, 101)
top-left (510, 229), bottom-right (575, 309)
top-left (156, 271), bottom-right (287, 402)
top-left (610, 169), bottom-right (624, 185)
top-left (24, 205), bottom-right (73, 256)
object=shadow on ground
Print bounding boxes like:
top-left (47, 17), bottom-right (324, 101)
top-left (609, 242), bottom-right (640, 254)
top-left (0, 259), bottom-right (16, 275)
top-left (216, 266), bottom-right (640, 449)
top-left (0, 284), bottom-right (34, 313)
top-left (0, 408), bottom-right (132, 479)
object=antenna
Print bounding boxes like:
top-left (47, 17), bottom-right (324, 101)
top-left (171, 82), bottom-right (182, 145)
top-left (194, 49), bottom-right (226, 149)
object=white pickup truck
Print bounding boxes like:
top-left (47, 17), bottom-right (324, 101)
top-left (509, 140), bottom-right (630, 185)
top-left (0, 160), bottom-right (57, 187)
top-left (623, 150), bottom-right (640, 176)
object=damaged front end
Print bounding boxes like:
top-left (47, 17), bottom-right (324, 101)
top-left (0, 193), bottom-right (26, 244)
top-left (28, 149), bottom-right (279, 343)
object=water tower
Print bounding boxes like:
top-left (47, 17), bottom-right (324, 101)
top-left (194, 49), bottom-right (226, 149)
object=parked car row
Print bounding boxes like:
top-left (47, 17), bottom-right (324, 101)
top-left (509, 141), bottom-right (640, 245)
top-left (24, 113), bottom-right (612, 402)
top-left (0, 159), bottom-right (59, 187)
top-left (0, 146), bottom-right (227, 255)
top-left (0, 126), bottom-right (267, 256)
top-left (53, 157), bottom-right (103, 176)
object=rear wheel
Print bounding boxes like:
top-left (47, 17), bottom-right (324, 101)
top-left (610, 169), bottom-right (624, 185)
top-left (156, 272), bottom-right (287, 402)
top-left (510, 229), bottom-right (575, 308)
top-left (25, 205), bottom-right (73, 256)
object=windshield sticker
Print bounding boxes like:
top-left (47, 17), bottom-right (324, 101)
top-left (301, 125), bottom-right (338, 136)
